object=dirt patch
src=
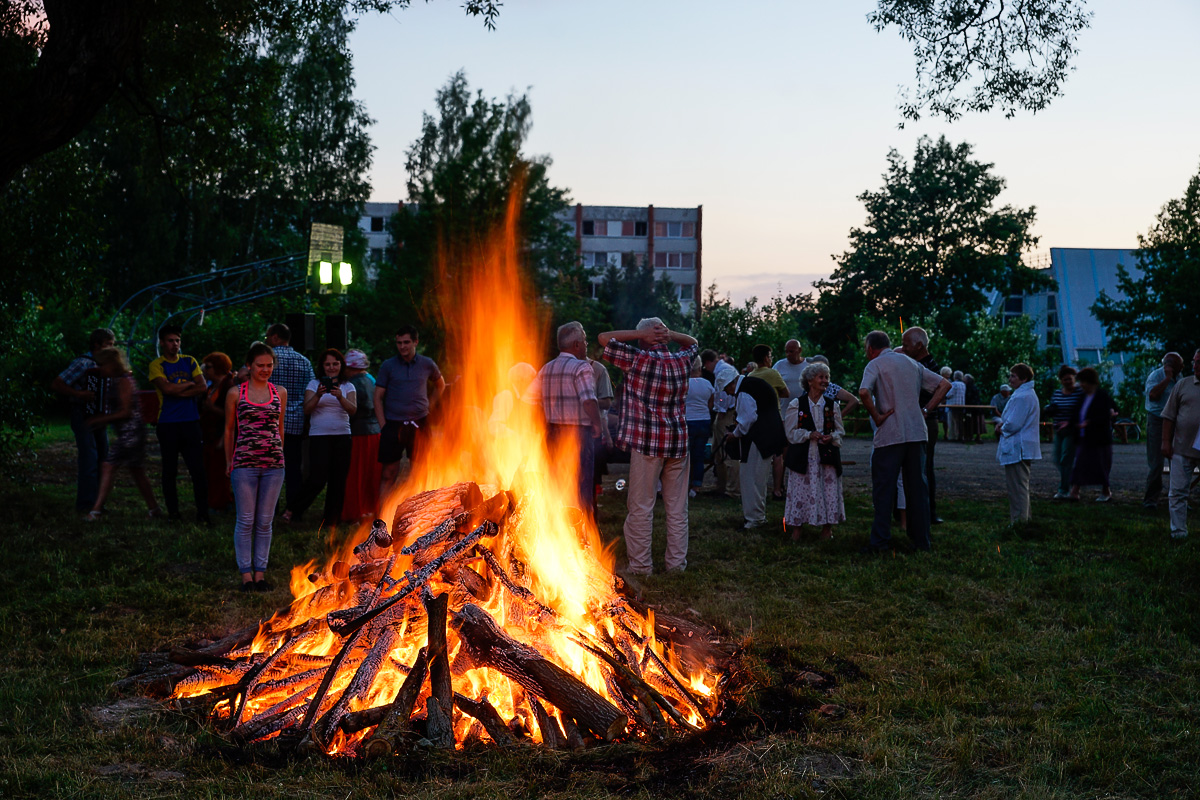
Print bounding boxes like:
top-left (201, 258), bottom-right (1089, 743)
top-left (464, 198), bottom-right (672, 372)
top-left (85, 697), bottom-right (161, 731)
top-left (93, 762), bottom-right (186, 781)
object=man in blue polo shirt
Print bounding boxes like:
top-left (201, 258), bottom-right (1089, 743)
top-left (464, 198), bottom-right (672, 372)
top-left (374, 325), bottom-right (444, 502)
top-left (148, 325), bottom-right (209, 524)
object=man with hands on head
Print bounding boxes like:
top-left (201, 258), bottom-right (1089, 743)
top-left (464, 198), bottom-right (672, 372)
top-left (858, 330), bottom-right (951, 553)
top-left (599, 319), bottom-right (698, 576)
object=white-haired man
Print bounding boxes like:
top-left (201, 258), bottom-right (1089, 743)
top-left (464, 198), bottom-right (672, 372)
top-left (600, 318), bottom-right (699, 575)
top-left (898, 326), bottom-right (945, 524)
top-left (525, 321), bottom-right (605, 517)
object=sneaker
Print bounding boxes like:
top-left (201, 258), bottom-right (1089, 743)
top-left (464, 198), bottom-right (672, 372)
top-left (1052, 491), bottom-right (1069, 500)
top-left (255, 578), bottom-right (274, 592)
top-left (743, 520), bottom-right (764, 530)
top-left (1170, 531), bottom-right (1188, 540)
top-left (1095, 494), bottom-right (1112, 503)
top-left (688, 488), bottom-right (698, 498)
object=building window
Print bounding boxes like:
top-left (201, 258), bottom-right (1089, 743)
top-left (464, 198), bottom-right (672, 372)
top-left (582, 220), bottom-right (595, 236)
top-left (621, 220), bottom-right (635, 236)
top-left (677, 283), bottom-right (694, 301)
top-left (635, 221), bottom-right (648, 236)
top-left (653, 252), bottom-right (666, 268)
top-left (1046, 311), bottom-right (1059, 328)
top-left (681, 253), bottom-right (695, 270)
top-left (585, 252), bottom-right (609, 267)
top-left (1047, 294), bottom-right (1057, 311)
top-left (668, 222), bottom-right (682, 237)
top-left (653, 221), bottom-right (666, 238)
top-left (1076, 349), bottom-right (1101, 365)
top-left (607, 221), bottom-right (623, 237)
top-left (370, 247), bottom-right (385, 263)
top-left (1046, 329), bottom-right (1061, 346)
top-left (1004, 296), bottom-right (1023, 314)
top-left (682, 222), bottom-right (695, 237)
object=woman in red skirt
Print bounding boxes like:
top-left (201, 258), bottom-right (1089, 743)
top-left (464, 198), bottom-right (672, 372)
top-left (341, 349), bottom-right (381, 522)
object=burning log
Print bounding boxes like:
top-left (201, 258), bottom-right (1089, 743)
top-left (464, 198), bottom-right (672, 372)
top-left (451, 603), bottom-right (627, 741)
top-left (572, 636), bottom-right (701, 735)
top-left (453, 692), bottom-right (516, 746)
top-left (392, 482), bottom-right (485, 542)
top-left (425, 696), bottom-right (454, 749)
top-left (423, 590), bottom-right (453, 729)
top-left (361, 647), bottom-right (429, 758)
top-left (529, 697), bottom-right (565, 749)
top-left (314, 620), bottom-right (401, 744)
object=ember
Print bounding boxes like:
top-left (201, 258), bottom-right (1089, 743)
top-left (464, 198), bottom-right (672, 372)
top-left (140, 190), bottom-right (734, 757)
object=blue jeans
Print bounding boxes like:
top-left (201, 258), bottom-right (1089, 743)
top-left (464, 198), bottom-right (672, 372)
top-left (231, 467), bottom-right (284, 574)
top-left (1052, 429), bottom-right (1077, 495)
top-left (70, 406), bottom-right (108, 511)
top-left (687, 419), bottom-right (713, 487)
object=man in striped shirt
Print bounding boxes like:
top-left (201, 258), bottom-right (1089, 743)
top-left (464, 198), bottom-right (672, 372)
top-left (1046, 365), bottom-right (1083, 499)
top-left (524, 322), bottom-right (604, 517)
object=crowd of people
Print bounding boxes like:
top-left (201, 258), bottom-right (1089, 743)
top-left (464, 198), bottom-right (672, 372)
top-left (53, 318), bottom-right (1200, 586)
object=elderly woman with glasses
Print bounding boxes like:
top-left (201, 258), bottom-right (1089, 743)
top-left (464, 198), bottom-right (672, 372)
top-left (782, 362), bottom-right (845, 541)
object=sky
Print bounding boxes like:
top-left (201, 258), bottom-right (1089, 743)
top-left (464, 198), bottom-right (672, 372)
top-left (348, 0), bottom-right (1200, 304)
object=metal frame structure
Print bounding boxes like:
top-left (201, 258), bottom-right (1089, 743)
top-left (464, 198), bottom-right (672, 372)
top-left (108, 253), bottom-right (308, 370)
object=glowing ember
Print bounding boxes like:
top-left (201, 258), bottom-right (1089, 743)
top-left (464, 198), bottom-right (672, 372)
top-left (165, 190), bottom-right (730, 756)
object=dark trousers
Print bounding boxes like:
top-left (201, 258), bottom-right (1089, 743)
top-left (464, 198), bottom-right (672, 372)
top-left (156, 420), bottom-right (207, 518)
top-left (293, 434), bottom-right (352, 525)
top-left (687, 419), bottom-right (713, 487)
top-left (283, 434), bottom-right (305, 512)
top-left (871, 441), bottom-right (931, 551)
top-left (1144, 413), bottom-right (1165, 504)
top-left (547, 423), bottom-right (595, 517)
top-left (70, 406), bottom-right (108, 511)
top-left (925, 415), bottom-right (939, 519)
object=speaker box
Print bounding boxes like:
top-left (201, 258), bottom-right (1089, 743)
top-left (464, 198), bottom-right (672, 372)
top-left (325, 314), bottom-right (349, 351)
top-left (285, 312), bottom-right (316, 352)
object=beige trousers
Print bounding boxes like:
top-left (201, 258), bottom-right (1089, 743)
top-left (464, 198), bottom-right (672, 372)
top-left (624, 450), bottom-right (690, 574)
top-left (1005, 460), bottom-right (1032, 523)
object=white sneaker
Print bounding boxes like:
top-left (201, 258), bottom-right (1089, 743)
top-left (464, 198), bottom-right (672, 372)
top-left (1170, 531), bottom-right (1188, 539)
top-left (688, 488), bottom-right (697, 498)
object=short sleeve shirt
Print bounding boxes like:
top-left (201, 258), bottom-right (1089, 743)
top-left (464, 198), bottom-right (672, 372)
top-left (270, 345), bottom-right (316, 435)
top-left (1162, 377), bottom-right (1200, 459)
top-left (305, 379), bottom-right (356, 436)
top-left (686, 377), bottom-right (715, 421)
top-left (860, 349), bottom-right (943, 448)
top-left (524, 352), bottom-right (597, 426)
top-left (603, 340), bottom-right (698, 459)
top-left (148, 354), bottom-right (202, 424)
top-left (1145, 367), bottom-right (1177, 417)
top-left (750, 366), bottom-right (789, 400)
top-left (591, 360), bottom-right (614, 402)
top-left (376, 354), bottom-right (441, 421)
top-left (772, 358), bottom-right (808, 400)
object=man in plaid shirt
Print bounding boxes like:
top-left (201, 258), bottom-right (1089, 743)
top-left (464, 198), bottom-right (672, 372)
top-left (51, 327), bottom-right (116, 512)
top-left (524, 322), bottom-right (605, 516)
top-left (601, 318), bottom-right (699, 575)
top-left (265, 323), bottom-right (314, 514)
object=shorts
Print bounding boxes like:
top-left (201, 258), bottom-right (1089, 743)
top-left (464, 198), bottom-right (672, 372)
top-left (378, 418), bottom-right (426, 465)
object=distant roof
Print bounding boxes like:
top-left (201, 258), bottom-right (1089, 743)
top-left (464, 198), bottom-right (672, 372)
top-left (1051, 247), bottom-right (1142, 354)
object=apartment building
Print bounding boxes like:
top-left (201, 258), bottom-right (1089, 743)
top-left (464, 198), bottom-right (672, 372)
top-left (557, 204), bottom-right (703, 317)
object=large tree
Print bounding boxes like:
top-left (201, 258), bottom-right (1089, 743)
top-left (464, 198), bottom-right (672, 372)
top-left (814, 135), bottom-right (1046, 357)
top-left (345, 71), bottom-right (578, 360)
top-left (1092, 165), bottom-right (1200, 357)
top-left (871, 0), bottom-right (1092, 123)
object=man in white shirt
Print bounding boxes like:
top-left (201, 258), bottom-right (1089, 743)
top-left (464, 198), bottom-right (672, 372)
top-left (858, 330), bottom-right (951, 553)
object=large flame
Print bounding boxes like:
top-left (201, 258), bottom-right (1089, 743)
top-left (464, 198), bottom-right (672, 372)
top-left (174, 187), bottom-right (722, 753)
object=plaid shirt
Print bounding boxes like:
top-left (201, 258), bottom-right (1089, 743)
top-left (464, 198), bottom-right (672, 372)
top-left (603, 340), bottom-right (698, 458)
top-left (525, 352), bottom-right (597, 426)
top-left (270, 345), bottom-right (315, 435)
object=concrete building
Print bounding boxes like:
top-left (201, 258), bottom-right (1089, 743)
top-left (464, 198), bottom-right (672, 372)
top-left (995, 247), bottom-right (1145, 385)
top-left (557, 204), bottom-right (703, 317)
top-left (358, 201), bottom-right (403, 281)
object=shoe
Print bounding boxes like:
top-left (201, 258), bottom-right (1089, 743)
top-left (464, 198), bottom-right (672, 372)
top-left (255, 578), bottom-right (273, 592)
top-left (1170, 531), bottom-right (1188, 540)
top-left (931, 517), bottom-right (944, 525)
top-left (1052, 491), bottom-right (1069, 500)
top-left (240, 581), bottom-right (255, 592)
top-left (742, 520), bottom-right (764, 530)
top-left (1142, 501), bottom-right (1157, 510)
top-left (688, 489), bottom-right (698, 498)
top-left (1095, 495), bottom-right (1112, 503)
top-left (83, 510), bottom-right (102, 522)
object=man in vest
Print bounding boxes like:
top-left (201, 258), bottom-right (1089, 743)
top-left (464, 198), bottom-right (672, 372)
top-left (722, 372), bottom-right (787, 529)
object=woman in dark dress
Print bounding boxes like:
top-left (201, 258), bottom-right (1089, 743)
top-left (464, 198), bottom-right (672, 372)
top-left (1069, 367), bottom-right (1118, 502)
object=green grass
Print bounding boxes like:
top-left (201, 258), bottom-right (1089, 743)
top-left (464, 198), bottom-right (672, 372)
top-left (1, 426), bottom-right (1198, 798)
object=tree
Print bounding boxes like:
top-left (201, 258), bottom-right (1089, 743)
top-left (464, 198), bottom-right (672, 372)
top-left (813, 135), bottom-right (1047, 361)
top-left (0, 0), bottom-right (502, 188)
top-left (1092, 165), bottom-right (1200, 358)
top-left (871, 0), bottom-right (1092, 123)
top-left (347, 71), bottom-right (577, 359)
top-left (688, 286), bottom-right (810, 367)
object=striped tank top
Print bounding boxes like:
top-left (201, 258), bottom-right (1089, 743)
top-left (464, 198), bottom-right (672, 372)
top-left (232, 382), bottom-right (285, 470)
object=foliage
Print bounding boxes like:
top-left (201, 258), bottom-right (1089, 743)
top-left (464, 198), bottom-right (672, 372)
top-left (1092, 165), bottom-right (1200, 358)
top-left (346, 71), bottom-right (577, 362)
top-left (688, 286), bottom-right (812, 367)
top-left (814, 135), bottom-right (1047, 363)
top-left (945, 313), bottom-right (1048, 399)
top-left (871, 0), bottom-right (1092, 123)
top-left (595, 259), bottom-right (684, 333)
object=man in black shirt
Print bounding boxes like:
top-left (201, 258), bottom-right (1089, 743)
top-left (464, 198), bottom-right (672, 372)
top-left (899, 327), bottom-right (943, 524)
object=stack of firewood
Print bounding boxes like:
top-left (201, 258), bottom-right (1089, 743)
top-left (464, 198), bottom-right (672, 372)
top-left (119, 481), bottom-right (735, 757)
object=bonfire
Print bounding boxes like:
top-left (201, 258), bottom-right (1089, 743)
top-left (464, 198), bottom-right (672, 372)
top-left (121, 194), bottom-right (734, 757)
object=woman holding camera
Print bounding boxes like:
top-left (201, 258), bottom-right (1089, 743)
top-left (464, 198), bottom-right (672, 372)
top-left (285, 348), bottom-right (356, 529)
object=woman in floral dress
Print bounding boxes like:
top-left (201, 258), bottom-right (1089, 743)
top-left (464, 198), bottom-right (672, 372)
top-left (782, 362), bottom-right (845, 541)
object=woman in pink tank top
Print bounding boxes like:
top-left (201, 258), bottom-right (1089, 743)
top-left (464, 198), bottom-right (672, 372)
top-left (224, 342), bottom-right (287, 593)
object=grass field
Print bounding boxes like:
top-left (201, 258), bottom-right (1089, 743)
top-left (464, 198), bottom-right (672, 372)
top-left (1, 423), bottom-right (1198, 799)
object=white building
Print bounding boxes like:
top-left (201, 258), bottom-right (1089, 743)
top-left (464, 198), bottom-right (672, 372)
top-left (556, 204), bottom-right (703, 317)
top-left (358, 201), bottom-right (403, 281)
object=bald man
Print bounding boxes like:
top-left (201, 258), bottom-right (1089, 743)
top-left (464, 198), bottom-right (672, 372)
top-left (898, 326), bottom-right (945, 524)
